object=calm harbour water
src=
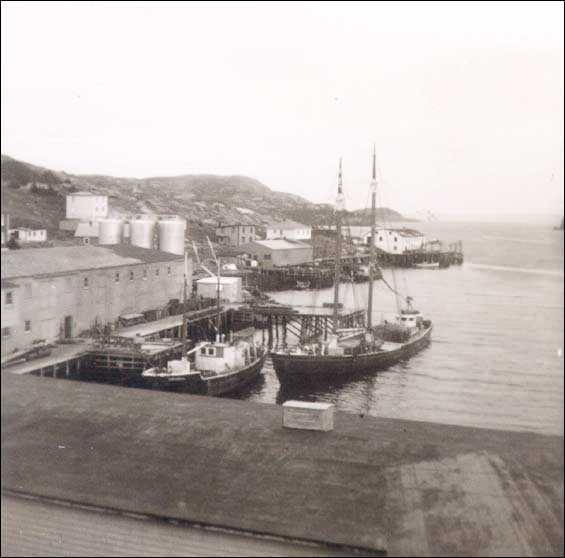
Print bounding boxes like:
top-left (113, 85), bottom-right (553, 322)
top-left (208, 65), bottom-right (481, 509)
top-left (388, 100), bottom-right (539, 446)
top-left (237, 221), bottom-right (564, 436)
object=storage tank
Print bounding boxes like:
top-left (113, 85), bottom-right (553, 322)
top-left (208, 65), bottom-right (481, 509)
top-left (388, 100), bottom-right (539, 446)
top-left (98, 218), bottom-right (124, 245)
top-left (158, 217), bottom-right (186, 255)
top-left (130, 218), bottom-right (156, 249)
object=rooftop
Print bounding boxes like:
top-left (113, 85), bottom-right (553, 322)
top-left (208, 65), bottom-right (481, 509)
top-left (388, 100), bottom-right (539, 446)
top-left (67, 191), bottom-right (107, 197)
top-left (1, 372), bottom-right (563, 556)
top-left (197, 276), bottom-right (241, 284)
top-left (267, 220), bottom-right (309, 230)
top-left (251, 239), bottom-right (312, 251)
top-left (1, 245), bottom-right (184, 280)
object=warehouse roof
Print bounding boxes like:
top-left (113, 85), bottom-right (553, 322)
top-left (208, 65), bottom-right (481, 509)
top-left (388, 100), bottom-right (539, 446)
top-left (1, 279), bottom-right (20, 289)
top-left (266, 220), bottom-right (309, 230)
top-left (197, 276), bottom-right (240, 285)
top-left (249, 239), bottom-right (312, 251)
top-left (67, 191), bottom-right (106, 197)
top-left (1, 245), bottom-right (184, 280)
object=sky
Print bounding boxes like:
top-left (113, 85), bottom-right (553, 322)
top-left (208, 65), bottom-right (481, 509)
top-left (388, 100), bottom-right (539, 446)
top-left (1, 1), bottom-right (564, 220)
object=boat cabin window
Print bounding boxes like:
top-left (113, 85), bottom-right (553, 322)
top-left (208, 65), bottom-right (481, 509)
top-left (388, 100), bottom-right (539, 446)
top-left (207, 347), bottom-right (215, 356)
top-left (200, 347), bottom-right (206, 355)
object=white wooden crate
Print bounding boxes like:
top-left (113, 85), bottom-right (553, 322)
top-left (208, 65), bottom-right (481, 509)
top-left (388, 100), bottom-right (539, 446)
top-left (282, 401), bottom-right (334, 431)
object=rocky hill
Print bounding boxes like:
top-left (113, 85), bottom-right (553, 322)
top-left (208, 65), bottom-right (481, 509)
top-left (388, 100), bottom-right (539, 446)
top-left (1, 154), bottom-right (412, 242)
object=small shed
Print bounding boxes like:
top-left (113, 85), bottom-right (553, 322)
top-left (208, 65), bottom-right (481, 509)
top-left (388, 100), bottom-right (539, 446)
top-left (196, 276), bottom-right (243, 303)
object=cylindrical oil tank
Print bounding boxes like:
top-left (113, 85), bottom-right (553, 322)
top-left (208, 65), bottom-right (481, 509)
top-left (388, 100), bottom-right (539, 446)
top-left (158, 218), bottom-right (186, 255)
top-left (130, 218), bottom-right (156, 249)
top-left (98, 218), bottom-right (124, 245)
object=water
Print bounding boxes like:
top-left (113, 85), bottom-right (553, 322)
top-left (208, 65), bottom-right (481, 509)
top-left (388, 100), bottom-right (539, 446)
top-left (237, 222), bottom-right (564, 436)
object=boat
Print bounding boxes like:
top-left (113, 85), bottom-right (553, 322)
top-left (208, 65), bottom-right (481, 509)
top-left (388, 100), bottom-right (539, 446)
top-left (295, 280), bottom-right (311, 290)
top-left (414, 261), bottom-right (440, 269)
top-left (142, 252), bottom-right (266, 395)
top-left (271, 150), bottom-right (432, 386)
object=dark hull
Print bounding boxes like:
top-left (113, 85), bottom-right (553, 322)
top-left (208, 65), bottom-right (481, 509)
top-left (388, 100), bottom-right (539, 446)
top-left (145, 354), bottom-right (267, 396)
top-left (271, 325), bottom-right (432, 386)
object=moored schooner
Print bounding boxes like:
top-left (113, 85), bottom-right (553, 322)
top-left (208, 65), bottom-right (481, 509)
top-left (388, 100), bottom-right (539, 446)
top-left (271, 149), bottom-right (433, 386)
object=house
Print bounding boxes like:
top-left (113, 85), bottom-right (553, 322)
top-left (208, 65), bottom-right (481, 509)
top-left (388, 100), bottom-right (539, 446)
top-left (216, 223), bottom-right (256, 246)
top-left (65, 192), bottom-right (108, 220)
top-left (265, 220), bottom-right (311, 241)
top-left (8, 227), bottom-right (47, 243)
top-left (196, 276), bottom-right (243, 303)
top-left (0, 245), bottom-right (191, 356)
top-left (244, 239), bottom-right (313, 268)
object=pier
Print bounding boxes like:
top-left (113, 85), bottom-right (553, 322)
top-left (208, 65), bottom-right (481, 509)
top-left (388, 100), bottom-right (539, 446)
top-left (1, 372), bottom-right (563, 556)
top-left (251, 304), bottom-right (366, 347)
top-left (0, 305), bottom-right (232, 379)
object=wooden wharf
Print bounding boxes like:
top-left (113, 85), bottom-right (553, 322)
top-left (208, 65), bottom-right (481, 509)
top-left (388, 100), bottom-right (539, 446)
top-left (251, 304), bottom-right (366, 347)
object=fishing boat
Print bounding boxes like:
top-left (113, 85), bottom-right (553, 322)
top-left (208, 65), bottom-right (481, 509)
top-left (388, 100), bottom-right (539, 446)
top-left (271, 150), bottom-right (432, 386)
top-left (142, 252), bottom-right (266, 395)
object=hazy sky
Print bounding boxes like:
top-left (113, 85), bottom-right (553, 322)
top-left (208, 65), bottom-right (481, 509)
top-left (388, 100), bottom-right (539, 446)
top-left (2, 1), bottom-right (563, 219)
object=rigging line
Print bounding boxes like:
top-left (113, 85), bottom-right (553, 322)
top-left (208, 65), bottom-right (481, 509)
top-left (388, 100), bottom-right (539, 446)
top-left (380, 273), bottom-right (404, 298)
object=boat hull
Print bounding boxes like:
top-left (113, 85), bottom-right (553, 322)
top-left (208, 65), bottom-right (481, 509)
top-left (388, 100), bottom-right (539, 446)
top-left (271, 325), bottom-right (432, 386)
top-left (144, 353), bottom-right (267, 396)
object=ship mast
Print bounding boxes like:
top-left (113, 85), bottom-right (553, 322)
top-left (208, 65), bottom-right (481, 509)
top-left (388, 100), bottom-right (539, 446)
top-left (367, 145), bottom-right (377, 329)
top-left (333, 159), bottom-right (346, 333)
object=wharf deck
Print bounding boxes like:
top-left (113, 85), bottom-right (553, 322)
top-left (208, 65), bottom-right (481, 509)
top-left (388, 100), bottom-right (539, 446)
top-left (115, 306), bottom-right (226, 339)
top-left (2, 372), bottom-right (563, 556)
top-left (0, 342), bottom-right (92, 375)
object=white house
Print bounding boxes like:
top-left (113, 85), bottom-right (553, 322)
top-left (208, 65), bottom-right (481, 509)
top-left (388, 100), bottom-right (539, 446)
top-left (66, 192), bottom-right (108, 220)
top-left (9, 228), bottom-right (47, 243)
top-left (266, 220), bottom-right (311, 241)
top-left (196, 276), bottom-right (243, 303)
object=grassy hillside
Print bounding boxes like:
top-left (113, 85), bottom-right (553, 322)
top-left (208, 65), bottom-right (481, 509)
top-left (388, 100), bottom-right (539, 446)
top-left (1, 154), bottom-right (412, 242)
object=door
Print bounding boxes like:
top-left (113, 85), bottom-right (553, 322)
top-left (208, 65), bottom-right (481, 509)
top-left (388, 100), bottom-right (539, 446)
top-left (64, 316), bottom-right (72, 339)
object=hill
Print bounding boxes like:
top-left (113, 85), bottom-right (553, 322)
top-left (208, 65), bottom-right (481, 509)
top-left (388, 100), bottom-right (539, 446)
top-left (1, 154), bottom-right (413, 241)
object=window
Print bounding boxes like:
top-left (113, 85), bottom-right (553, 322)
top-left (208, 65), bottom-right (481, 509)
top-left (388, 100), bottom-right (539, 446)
top-left (1, 327), bottom-right (10, 337)
top-left (207, 347), bottom-right (215, 356)
top-left (200, 347), bottom-right (206, 355)
top-left (25, 320), bottom-right (31, 332)
top-left (155, 268), bottom-right (160, 277)
top-left (25, 284), bottom-right (32, 299)
top-left (5, 291), bottom-right (13, 305)
top-left (115, 272), bottom-right (120, 283)
top-left (264, 254), bottom-right (271, 260)
top-left (167, 266), bottom-right (171, 275)
top-left (379, 236), bottom-right (383, 241)
top-left (143, 269), bottom-right (148, 280)
top-left (394, 237), bottom-right (398, 242)
top-left (84, 237), bottom-right (90, 245)
top-left (83, 277), bottom-right (89, 289)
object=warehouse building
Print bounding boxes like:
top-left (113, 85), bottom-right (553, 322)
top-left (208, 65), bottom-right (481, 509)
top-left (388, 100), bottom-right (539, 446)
top-left (265, 220), bottom-right (311, 241)
top-left (196, 276), bottom-right (243, 303)
top-left (244, 239), bottom-right (313, 268)
top-left (0, 245), bottom-right (190, 357)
